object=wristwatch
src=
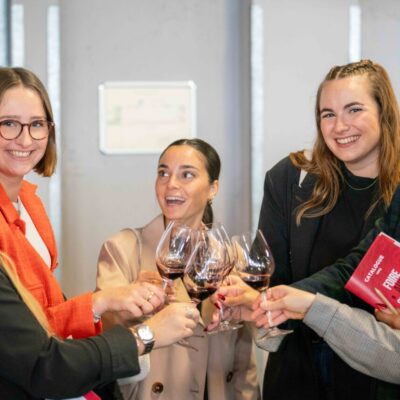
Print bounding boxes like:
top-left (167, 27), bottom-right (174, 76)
top-left (133, 324), bottom-right (155, 355)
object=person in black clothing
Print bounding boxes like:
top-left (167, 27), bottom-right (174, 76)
top-left (216, 60), bottom-right (400, 400)
top-left (255, 59), bottom-right (400, 400)
top-left (0, 252), bottom-right (199, 399)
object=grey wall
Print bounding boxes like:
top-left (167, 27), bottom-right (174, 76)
top-left (59, 0), bottom-right (252, 296)
top-left (8, 0), bottom-right (400, 299)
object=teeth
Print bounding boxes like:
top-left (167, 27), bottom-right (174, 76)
top-left (166, 196), bottom-right (185, 204)
top-left (9, 150), bottom-right (31, 157)
top-left (336, 135), bottom-right (359, 145)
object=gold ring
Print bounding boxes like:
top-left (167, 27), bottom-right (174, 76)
top-left (146, 291), bottom-right (154, 302)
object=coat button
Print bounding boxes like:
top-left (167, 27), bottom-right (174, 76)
top-left (226, 371), bottom-right (234, 382)
top-left (152, 382), bottom-right (164, 393)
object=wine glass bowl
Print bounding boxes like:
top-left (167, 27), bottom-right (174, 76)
top-left (232, 230), bottom-right (292, 339)
top-left (183, 227), bottom-right (227, 305)
top-left (155, 221), bottom-right (197, 289)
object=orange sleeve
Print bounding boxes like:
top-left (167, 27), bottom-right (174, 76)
top-left (46, 293), bottom-right (103, 339)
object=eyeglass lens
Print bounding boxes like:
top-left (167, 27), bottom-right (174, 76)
top-left (0, 120), bottom-right (52, 140)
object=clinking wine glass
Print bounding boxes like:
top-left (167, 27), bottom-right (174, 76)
top-left (183, 226), bottom-right (227, 307)
top-left (155, 220), bottom-right (197, 293)
top-left (207, 222), bottom-right (242, 333)
top-left (232, 229), bottom-right (293, 339)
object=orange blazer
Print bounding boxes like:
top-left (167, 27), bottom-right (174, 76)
top-left (0, 181), bottom-right (101, 339)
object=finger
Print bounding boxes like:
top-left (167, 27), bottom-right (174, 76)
top-left (252, 296), bottom-right (261, 310)
top-left (124, 304), bottom-right (144, 318)
top-left (254, 314), bottom-right (269, 328)
top-left (251, 307), bottom-right (266, 320)
top-left (222, 294), bottom-right (248, 307)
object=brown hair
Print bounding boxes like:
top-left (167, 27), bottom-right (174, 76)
top-left (159, 138), bottom-right (221, 225)
top-left (0, 67), bottom-right (57, 176)
top-left (290, 60), bottom-right (400, 225)
top-left (0, 252), bottom-right (53, 335)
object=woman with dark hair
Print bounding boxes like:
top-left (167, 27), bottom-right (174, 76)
top-left (97, 138), bottom-right (260, 400)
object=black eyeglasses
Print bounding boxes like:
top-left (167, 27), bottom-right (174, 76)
top-left (0, 119), bottom-right (54, 140)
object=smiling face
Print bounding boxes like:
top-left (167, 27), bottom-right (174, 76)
top-left (319, 75), bottom-right (381, 177)
top-left (155, 144), bottom-right (219, 228)
top-left (0, 86), bottom-right (48, 189)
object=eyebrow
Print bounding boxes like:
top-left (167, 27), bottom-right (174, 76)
top-left (0, 115), bottom-right (46, 120)
top-left (320, 102), bottom-right (364, 114)
top-left (157, 163), bottom-right (198, 170)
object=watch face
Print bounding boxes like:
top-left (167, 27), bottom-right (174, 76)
top-left (138, 325), bottom-right (154, 341)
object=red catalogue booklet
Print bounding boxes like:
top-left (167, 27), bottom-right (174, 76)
top-left (345, 232), bottom-right (400, 309)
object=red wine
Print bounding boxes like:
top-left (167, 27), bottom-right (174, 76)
top-left (156, 261), bottom-right (185, 280)
top-left (239, 273), bottom-right (270, 291)
top-left (187, 286), bottom-right (217, 302)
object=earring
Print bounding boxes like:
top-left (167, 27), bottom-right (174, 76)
top-left (208, 198), bottom-right (214, 205)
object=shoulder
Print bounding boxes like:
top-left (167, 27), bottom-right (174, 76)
top-left (102, 228), bottom-right (140, 253)
top-left (266, 156), bottom-right (299, 182)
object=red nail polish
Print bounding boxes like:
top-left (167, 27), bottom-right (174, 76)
top-left (217, 294), bottom-right (226, 301)
top-left (376, 303), bottom-right (387, 311)
top-left (214, 302), bottom-right (221, 310)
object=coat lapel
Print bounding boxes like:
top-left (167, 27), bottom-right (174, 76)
top-left (290, 179), bottom-right (320, 282)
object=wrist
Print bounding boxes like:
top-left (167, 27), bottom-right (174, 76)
top-left (130, 328), bottom-right (145, 355)
top-left (92, 291), bottom-right (108, 316)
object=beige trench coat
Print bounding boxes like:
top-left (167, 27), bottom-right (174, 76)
top-left (97, 215), bottom-right (260, 400)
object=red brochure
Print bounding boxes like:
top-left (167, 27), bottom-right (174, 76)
top-left (345, 232), bottom-right (400, 309)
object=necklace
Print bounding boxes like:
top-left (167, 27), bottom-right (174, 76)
top-left (344, 177), bottom-right (378, 191)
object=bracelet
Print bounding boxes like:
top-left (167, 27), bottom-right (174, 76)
top-left (93, 308), bottom-right (102, 323)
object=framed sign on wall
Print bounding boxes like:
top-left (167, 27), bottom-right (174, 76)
top-left (98, 81), bottom-right (197, 154)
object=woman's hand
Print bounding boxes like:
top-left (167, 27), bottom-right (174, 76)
top-left (251, 285), bottom-right (316, 328)
top-left (92, 281), bottom-right (165, 319)
top-left (375, 307), bottom-right (400, 329)
top-left (215, 275), bottom-right (260, 308)
top-left (206, 275), bottom-right (259, 331)
top-left (146, 302), bottom-right (200, 348)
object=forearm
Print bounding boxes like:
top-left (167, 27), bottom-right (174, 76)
top-left (304, 293), bottom-right (400, 383)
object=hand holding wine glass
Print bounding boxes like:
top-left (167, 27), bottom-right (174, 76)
top-left (232, 229), bottom-right (293, 338)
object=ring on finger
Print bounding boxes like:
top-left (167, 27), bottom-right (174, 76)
top-left (146, 291), bottom-right (154, 302)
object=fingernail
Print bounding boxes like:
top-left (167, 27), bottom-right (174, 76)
top-left (213, 302), bottom-right (221, 310)
top-left (376, 303), bottom-right (387, 311)
top-left (217, 294), bottom-right (225, 301)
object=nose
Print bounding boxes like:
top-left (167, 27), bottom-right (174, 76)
top-left (333, 115), bottom-right (350, 134)
top-left (166, 173), bottom-right (179, 189)
top-left (15, 125), bottom-right (33, 146)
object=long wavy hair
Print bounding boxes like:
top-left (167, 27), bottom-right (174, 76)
top-left (290, 60), bottom-right (400, 225)
top-left (159, 138), bottom-right (221, 226)
top-left (0, 252), bottom-right (53, 335)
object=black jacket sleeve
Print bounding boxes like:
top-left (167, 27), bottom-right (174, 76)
top-left (0, 269), bottom-right (140, 399)
top-left (294, 186), bottom-right (400, 302)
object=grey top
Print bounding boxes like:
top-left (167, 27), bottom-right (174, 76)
top-left (304, 293), bottom-right (400, 384)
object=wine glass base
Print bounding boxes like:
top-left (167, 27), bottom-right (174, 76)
top-left (207, 322), bottom-right (243, 334)
top-left (258, 327), bottom-right (293, 340)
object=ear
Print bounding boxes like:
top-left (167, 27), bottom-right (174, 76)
top-left (209, 180), bottom-right (219, 201)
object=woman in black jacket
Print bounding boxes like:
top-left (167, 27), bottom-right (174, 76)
top-left (0, 252), bottom-right (198, 399)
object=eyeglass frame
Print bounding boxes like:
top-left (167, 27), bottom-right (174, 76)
top-left (0, 119), bottom-right (55, 141)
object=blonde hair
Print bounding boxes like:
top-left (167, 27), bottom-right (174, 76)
top-left (0, 252), bottom-right (53, 335)
top-left (291, 60), bottom-right (400, 225)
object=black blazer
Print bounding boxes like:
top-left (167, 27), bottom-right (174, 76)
top-left (257, 156), bottom-right (390, 400)
top-left (0, 268), bottom-right (140, 399)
